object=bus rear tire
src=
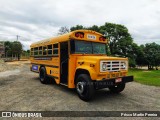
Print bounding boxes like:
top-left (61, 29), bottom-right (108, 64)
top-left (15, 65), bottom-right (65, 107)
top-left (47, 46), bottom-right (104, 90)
top-left (39, 67), bottom-right (49, 84)
top-left (109, 83), bottom-right (125, 93)
top-left (76, 74), bottom-right (95, 101)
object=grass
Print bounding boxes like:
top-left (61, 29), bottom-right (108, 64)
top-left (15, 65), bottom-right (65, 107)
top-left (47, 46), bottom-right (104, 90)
top-left (128, 68), bottom-right (160, 86)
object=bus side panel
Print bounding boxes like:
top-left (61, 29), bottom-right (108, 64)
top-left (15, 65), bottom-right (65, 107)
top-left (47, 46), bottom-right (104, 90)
top-left (68, 55), bottom-right (77, 88)
top-left (44, 57), bottom-right (60, 84)
top-left (46, 66), bottom-right (60, 84)
top-left (30, 56), bottom-right (60, 84)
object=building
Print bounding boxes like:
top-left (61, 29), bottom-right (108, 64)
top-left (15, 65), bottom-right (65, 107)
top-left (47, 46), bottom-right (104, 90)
top-left (0, 41), bottom-right (5, 57)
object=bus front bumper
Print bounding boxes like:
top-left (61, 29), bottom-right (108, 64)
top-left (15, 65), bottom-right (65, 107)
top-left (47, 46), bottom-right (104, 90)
top-left (94, 76), bottom-right (134, 89)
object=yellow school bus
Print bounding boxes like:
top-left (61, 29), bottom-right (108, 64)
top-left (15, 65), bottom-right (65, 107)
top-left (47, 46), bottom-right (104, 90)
top-left (30, 30), bottom-right (133, 101)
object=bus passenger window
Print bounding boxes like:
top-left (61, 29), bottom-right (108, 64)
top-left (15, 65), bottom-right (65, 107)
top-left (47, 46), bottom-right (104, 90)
top-left (53, 43), bottom-right (58, 56)
top-left (43, 46), bottom-right (47, 55)
top-left (34, 47), bottom-right (38, 56)
top-left (48, 45), bottom-right (52, 55)
top-left (31, 48), bottom-right (34, 56)
top-left (39, 46), bottom-right (42, 55)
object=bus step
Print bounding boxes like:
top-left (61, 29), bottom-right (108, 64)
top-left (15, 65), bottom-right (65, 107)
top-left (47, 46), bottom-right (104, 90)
top-left (60, 83), bottom-right (68, 87)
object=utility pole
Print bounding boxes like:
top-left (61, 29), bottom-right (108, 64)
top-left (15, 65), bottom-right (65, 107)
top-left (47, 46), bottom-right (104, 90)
top-left (16, 35), bottom-right (20, 60)
top-left (16, 35), bottom-right (20, 41)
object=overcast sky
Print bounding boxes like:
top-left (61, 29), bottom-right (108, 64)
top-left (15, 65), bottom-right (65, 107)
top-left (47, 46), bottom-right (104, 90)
top-left (0, 0), bottom-right (160, 50)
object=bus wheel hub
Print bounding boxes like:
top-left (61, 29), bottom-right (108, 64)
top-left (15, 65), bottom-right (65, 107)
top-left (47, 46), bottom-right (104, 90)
top-left (77, 82), bottom-right (84, 94)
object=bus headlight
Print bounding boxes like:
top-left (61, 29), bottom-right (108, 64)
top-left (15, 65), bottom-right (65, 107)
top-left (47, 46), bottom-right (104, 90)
top-left (100, 61), bottom-right (107, 72)
top-left (102, 63), bottom-right (107, 71)
top-left (121, 61), bottom-right (127, 69)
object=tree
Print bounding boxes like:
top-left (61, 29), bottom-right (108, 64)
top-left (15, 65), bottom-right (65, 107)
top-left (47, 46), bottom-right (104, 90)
top-left (99, 23), bottom-right (133, 57)
top-left (129, 43), bottom-right (146, 67)
top-left (4, 41), bottom-right (12, 57)
top-left (143, 42), bottom-right (160, 70)
top-left (11, 41), bottom-right (23, 60)
top-left (4, 41), bottom-right (23, 60)
top-left (26, 50), bottom-right (30, 53)
top-left (135, 45), bottom-right (147, 67)
top-left (87, 25), bottom-right (100, 32)
top-left (58, 26), bottom-right (70, 35)
top-left (70, 25), bottom-right (84, 31)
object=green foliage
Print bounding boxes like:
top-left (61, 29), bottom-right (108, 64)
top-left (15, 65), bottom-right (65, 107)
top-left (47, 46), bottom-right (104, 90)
top-left (106, 45), bottom-right (111, 55)
top-left (26, 50), bottom-right (30, 53)
top-left (70, 25), bottom-right (84, 31)
top-left (87, 25), bottom-right (100, 32)
top-left (129, 58), bottom-right (136, 68)
top-left (99, 23), bottom-right (133, 57)
top-left (4, 41), bottom-right (12, 56)
top-left (12, 41), bottom-right (22, 54)
top-left (131, 43), bottom-right (146, 66)
top-left (4, 41), bottom-right (23, 60)
top-left (143, 42), bottom-right (160, 70)
top-left (128, 68), bottom-right (160, 86)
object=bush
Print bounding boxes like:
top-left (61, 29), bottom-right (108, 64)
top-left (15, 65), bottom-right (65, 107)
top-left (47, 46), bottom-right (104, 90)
top-left (129, 58), bottom-right (136, 68)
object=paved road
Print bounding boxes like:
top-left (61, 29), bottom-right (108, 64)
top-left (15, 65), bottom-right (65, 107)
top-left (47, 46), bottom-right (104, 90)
top-left (0, 62), bottom-right (159, 120)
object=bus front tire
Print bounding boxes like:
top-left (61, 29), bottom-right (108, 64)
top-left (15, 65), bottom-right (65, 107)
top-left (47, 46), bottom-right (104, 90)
top-left (109, 83), bottom-right (125, 93)
top-left (76, 74), bottom-right (95, 101)
top-left (39, 67), bottom-right (49, 84)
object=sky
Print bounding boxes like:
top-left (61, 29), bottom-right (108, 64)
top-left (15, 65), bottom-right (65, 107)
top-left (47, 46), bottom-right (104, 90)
top-left (0, 0), bottom-right (160, 50)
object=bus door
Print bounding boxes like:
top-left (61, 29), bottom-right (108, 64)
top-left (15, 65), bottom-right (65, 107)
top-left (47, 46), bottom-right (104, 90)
top-left (60, 41), bottom-right (69, 85)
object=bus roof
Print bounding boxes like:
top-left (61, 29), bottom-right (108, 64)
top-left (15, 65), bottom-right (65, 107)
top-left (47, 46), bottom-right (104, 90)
top-left (30, 30), bottom-right (106, 48)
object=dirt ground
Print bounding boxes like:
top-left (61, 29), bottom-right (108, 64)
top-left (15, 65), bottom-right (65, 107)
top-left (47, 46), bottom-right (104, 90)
top-left (0, 61), bottom-right (159, 120)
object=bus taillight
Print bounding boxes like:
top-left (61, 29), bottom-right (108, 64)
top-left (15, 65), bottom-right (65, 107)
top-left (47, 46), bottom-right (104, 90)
top-left (99, 37), bottom-right (106, 41)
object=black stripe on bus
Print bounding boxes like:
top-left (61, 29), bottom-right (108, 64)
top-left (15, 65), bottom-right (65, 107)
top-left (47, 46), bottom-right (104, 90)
top-left (31, 63), bottom-right (59, 68)
top-left (34, 55), bottom-right (59, 57)
top-left (34, 57), bottom-right (52, 60)
top-left (30, 55), bottom-right (59, 58)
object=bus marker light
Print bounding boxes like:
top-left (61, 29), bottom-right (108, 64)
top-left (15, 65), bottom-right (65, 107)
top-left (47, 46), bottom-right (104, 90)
top-left (80, 34), bottom-right (84, 38)
top-left (75, 33), bottom-right (80, 37)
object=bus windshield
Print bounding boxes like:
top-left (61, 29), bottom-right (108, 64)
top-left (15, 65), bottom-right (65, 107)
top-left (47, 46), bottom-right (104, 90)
top-left (70, 40), bottom-right (106, 54)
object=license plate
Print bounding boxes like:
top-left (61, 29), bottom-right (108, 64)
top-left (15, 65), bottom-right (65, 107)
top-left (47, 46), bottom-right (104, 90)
top-left (32, 65), bottom-right (38, 71)
top-left (115, 78), bottom-right (122, 83)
